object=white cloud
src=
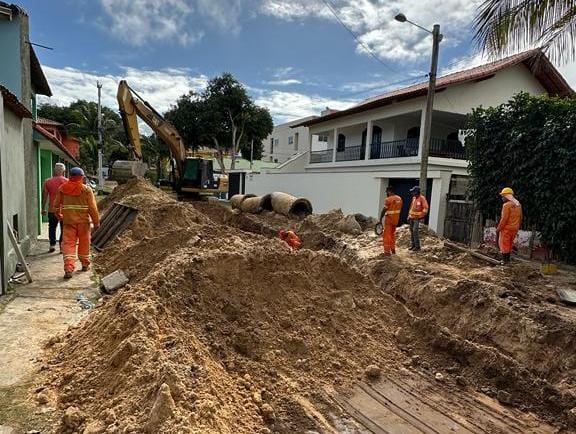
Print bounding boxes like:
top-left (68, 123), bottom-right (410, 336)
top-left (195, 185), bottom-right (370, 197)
top-left (100, 0), bottom-right (203, 46)
top-left (39, 65), bottom-right (353, 125)
top-left (260, 0), bottom-right (482, 62)
top-left (253, 89), bottom-right (356, 123)
top-left (196, 0), bottom-right (243, 33)
top-left (39, 65), bottom-right (208, 114)
top-left (265, 79), bottom-right (302, 86)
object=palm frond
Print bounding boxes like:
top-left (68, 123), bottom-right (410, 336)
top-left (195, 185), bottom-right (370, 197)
top-left (474, 0), bottom-right (576, 63)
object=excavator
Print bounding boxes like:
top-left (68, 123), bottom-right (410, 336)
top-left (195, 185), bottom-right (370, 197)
top-left (109, 80), bottom-right (228, 196)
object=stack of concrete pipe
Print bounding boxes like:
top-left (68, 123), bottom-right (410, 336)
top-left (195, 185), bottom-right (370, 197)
top-left (230, 192), bottom-right (313, 218)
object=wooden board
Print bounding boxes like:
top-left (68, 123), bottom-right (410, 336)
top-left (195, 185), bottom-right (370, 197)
top-left (6, 221), bottom-right (32, 283)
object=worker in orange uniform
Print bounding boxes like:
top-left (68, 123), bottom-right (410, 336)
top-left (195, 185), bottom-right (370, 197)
top-left (379, 186), bottom-right (403, 255)
top-left (496, 187), bottom-right (522, 264)
top-left (54, 167), bottom-right (100, 279)
top-left (279, 229), bottom-right (301, 250)
top-left (407, 186), bottom-right (429, 251)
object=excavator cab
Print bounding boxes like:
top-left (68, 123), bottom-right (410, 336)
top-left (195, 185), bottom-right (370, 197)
top-left (180, 158), bottom-right (220, 192)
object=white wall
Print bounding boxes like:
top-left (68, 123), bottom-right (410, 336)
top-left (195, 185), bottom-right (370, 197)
top-left (263, 121), bottom-right (321, 163)
top-left (0, 96), bottom-right (30, 290)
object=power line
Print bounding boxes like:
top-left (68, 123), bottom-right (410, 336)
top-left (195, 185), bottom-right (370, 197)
top-left (319, 0), bottom-right (400, 76)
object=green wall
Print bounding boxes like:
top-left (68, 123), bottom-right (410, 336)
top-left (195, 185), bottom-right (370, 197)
top-left (39, 149), bottom-right (52, 223)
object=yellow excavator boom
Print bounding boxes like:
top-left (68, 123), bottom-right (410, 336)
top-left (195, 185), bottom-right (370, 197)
top-left (116, 80), bottom-right (187, 181)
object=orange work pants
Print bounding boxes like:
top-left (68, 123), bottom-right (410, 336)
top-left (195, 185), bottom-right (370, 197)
top-left (382, 224), bottom-right (396, 254)
top-left (498, 229), bottom-right (517, 254)
top-left (62, 223), bottom-right (91, 272)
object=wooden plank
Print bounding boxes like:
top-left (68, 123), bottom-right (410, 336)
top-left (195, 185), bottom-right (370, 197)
top-left (444, 240), bottom-right (502, 265)
top-left (6, 221), bottom-right (32, 283)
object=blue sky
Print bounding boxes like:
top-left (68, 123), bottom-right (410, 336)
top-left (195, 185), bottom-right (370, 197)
top-left (21, 0), bottom-right (576, 123)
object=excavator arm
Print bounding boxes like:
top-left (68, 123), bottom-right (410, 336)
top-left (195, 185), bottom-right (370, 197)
top-left (116, 80), bottom-right (187, 180)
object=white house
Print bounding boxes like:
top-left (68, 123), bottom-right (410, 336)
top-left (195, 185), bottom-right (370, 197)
top-left (247, 50), bottom-right (572, 236)
top-left (263, 113), bottom-right (335, 163)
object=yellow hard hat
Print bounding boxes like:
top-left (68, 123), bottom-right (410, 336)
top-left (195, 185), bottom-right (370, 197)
top-left (500, 187), bottom-right (514, 195)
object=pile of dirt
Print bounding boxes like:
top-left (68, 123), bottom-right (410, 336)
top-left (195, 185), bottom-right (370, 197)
top-left (98, 177), bottom-right (169, 212)
top-left (37, 187), bottom-right (576, 432)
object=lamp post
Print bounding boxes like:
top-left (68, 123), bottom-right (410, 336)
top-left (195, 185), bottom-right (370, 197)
top-left (394, 13), bottom-right (442, 198)
top-left (97, 81), bottom-right (104, 194)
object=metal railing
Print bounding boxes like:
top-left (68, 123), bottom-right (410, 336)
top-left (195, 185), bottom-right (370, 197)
top-left (310, 149), bottom-right (333, 163)
top-left (336, 145), bottom-right (365, 162)
top-left (429, 138), bottom-right (466, 159)
top-left (370, 139), bottom-right (419, 159)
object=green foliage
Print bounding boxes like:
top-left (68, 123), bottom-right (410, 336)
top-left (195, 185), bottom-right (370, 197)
top-left (466, 92), bottom-right (576, 262)
top-left (165, 73), bottom-right (273, 171)
top-left (38, 100), bottom-right (127, 174)
top-left (141, 134), bottom-right (171, 181)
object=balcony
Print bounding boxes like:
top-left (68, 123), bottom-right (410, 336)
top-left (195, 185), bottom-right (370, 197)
top-left (369, 138), bottom-right (466, 160)
top-left (336, 145), bottom-right (364, 162)
top-left (429, 138), bottom-right (466, 159)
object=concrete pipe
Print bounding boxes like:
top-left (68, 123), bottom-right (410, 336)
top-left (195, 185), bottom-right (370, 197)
top-left (230, 194), bottom-right (256, 210)
top-left (270, 191), bottom-right (313, 218)
top-left (240, 196), bottom-right (264, 213)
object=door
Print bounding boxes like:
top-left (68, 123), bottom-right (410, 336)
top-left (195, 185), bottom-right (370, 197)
top-left (387, 178), bottom-right (433, 225)
top-left (39, 150), bottom-right (52, 223)
top-left (228, 173), bottom-right (241, 197)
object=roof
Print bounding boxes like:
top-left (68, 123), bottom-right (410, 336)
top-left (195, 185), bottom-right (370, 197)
top-left (0, 84), bottom-right (31, 118)
top-left (297, 49), bottom-right (573, 127)
top-left (274, 115), bottom-right (317, 129)
top-left (36, 117), bottom-right (63, 126)
top-left (211, 156), bottom-right (279, 172)
top-left (33, 123), bottom-right (79, 164)
top-left (30, 46), bottom-right (52, 97)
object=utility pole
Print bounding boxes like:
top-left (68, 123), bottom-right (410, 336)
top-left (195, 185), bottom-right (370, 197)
top-left (97, 81), bottom-right (104, 193)
top-left (250, 139), bottom-right (254, 171)
top-left (418, 24), bottom-right (441, 198)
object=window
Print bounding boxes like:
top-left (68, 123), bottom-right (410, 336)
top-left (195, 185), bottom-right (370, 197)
top-left (294, 132), bottom-right (299, 150)
top-left (12, 214), bottom-right (19, 241)
top-left (337, 134), bottom-right (346, 152)
top-left (318, 135), bottom-right (328, 142)
top-left (270, 137), bottom-right (274, 154)
top-left (448, 175), bottom-right (470, 201)
top-left (288, 136), bottom-right (294, 145)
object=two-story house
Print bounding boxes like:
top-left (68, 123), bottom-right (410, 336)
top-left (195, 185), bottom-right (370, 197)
top-left (246, 50), bottom-right (572, 236)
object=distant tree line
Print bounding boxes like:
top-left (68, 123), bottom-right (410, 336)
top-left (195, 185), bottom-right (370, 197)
top-left (38, 73), bottom-right (273, 176)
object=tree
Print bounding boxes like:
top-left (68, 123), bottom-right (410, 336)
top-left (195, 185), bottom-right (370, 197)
top-left (38, 100), bottom-right (127, 174)
top-left (466, 92), bottom-right (576, 262)
top-left (166, 73), bottom-right (273, 172)
top-left (474, 0), bottom-right (576, 63)
top-left (239, 106), bottom-right (273, 161)
top-left (141, 134), bottom-right (171, 182)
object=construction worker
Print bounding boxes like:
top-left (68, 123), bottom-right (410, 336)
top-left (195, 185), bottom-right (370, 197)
top-left (54, 167), bottom-right (100, 279)
top-left (41, 163), bottom-right (68, 253)
top-left (379, 186), bottom-right (403, 255)
top-left (407, 186), bottom-right (428, 251)
top-left (497, 187), bottom-right (522, 264)
top-left (279, 229), bottom-right (301, 250)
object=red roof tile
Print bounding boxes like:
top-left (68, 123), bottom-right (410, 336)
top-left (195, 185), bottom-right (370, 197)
top-left (0, 85), bottom-right (32, 119)
top-left (36, 117), bottom-right (63, 126)
top-left (297, 50), bottom-right (573, 127)
top-left (34, 123), bottom-right (79, 165)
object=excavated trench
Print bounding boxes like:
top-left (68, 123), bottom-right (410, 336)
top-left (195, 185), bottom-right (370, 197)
top-left (36, 182), bottom-right (576, 432)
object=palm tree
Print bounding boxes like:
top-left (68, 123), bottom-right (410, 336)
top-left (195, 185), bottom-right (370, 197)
top-left (474, 0), bottom-right (576, 63)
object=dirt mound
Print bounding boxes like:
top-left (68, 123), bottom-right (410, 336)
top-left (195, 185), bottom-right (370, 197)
top-left (98, 177), bottom-right (169, 212)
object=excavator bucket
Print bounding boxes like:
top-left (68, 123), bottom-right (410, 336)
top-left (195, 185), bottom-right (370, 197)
top-left (109, 160), bottom-right (149, 184)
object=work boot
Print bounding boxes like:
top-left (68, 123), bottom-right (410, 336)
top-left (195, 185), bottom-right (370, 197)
top-left (81, 265), bottom-right (90, 272)
top-left (408, 246), bottom-right (415, 251)
top-left (392, 249), bottom-right (396, 255)
top-left (49, 246), bottom-right (55, 253)
top-left (64, 271), bottom-right (73, 279)
top-left (502, 253), bottom-right (511, 264)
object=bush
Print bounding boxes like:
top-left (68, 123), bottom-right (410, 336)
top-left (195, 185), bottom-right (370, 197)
top-left (466, 92), bottom-right (576, 262)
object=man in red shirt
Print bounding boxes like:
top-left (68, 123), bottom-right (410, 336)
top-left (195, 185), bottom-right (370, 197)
top-left (42, 163), bottom-right (68, 252)
top-left (407, 186), bottom-right (429, 251)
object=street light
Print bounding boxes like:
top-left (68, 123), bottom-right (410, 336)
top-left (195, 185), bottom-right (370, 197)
top-left (395, 13), bottom-right (442, 199)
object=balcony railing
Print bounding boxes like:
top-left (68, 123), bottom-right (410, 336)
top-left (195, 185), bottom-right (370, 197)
top-left (336, 145), bottom-right (365, 162)
top-left (370, 138), bottom-right (419, 159)
top-left (429, 138), bottom-right (466, 159)
top-left (310, 149), bottom-right (333, 163)
top-left (310, 138), bottom-right (466, 163)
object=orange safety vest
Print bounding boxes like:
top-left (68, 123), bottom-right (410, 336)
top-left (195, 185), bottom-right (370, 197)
top-left (383, 194), bottom-right (403, 226)
top-left (408, 195), bottom-right (429, 219)
top-left (55, 182), bottom-right (100, 226)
